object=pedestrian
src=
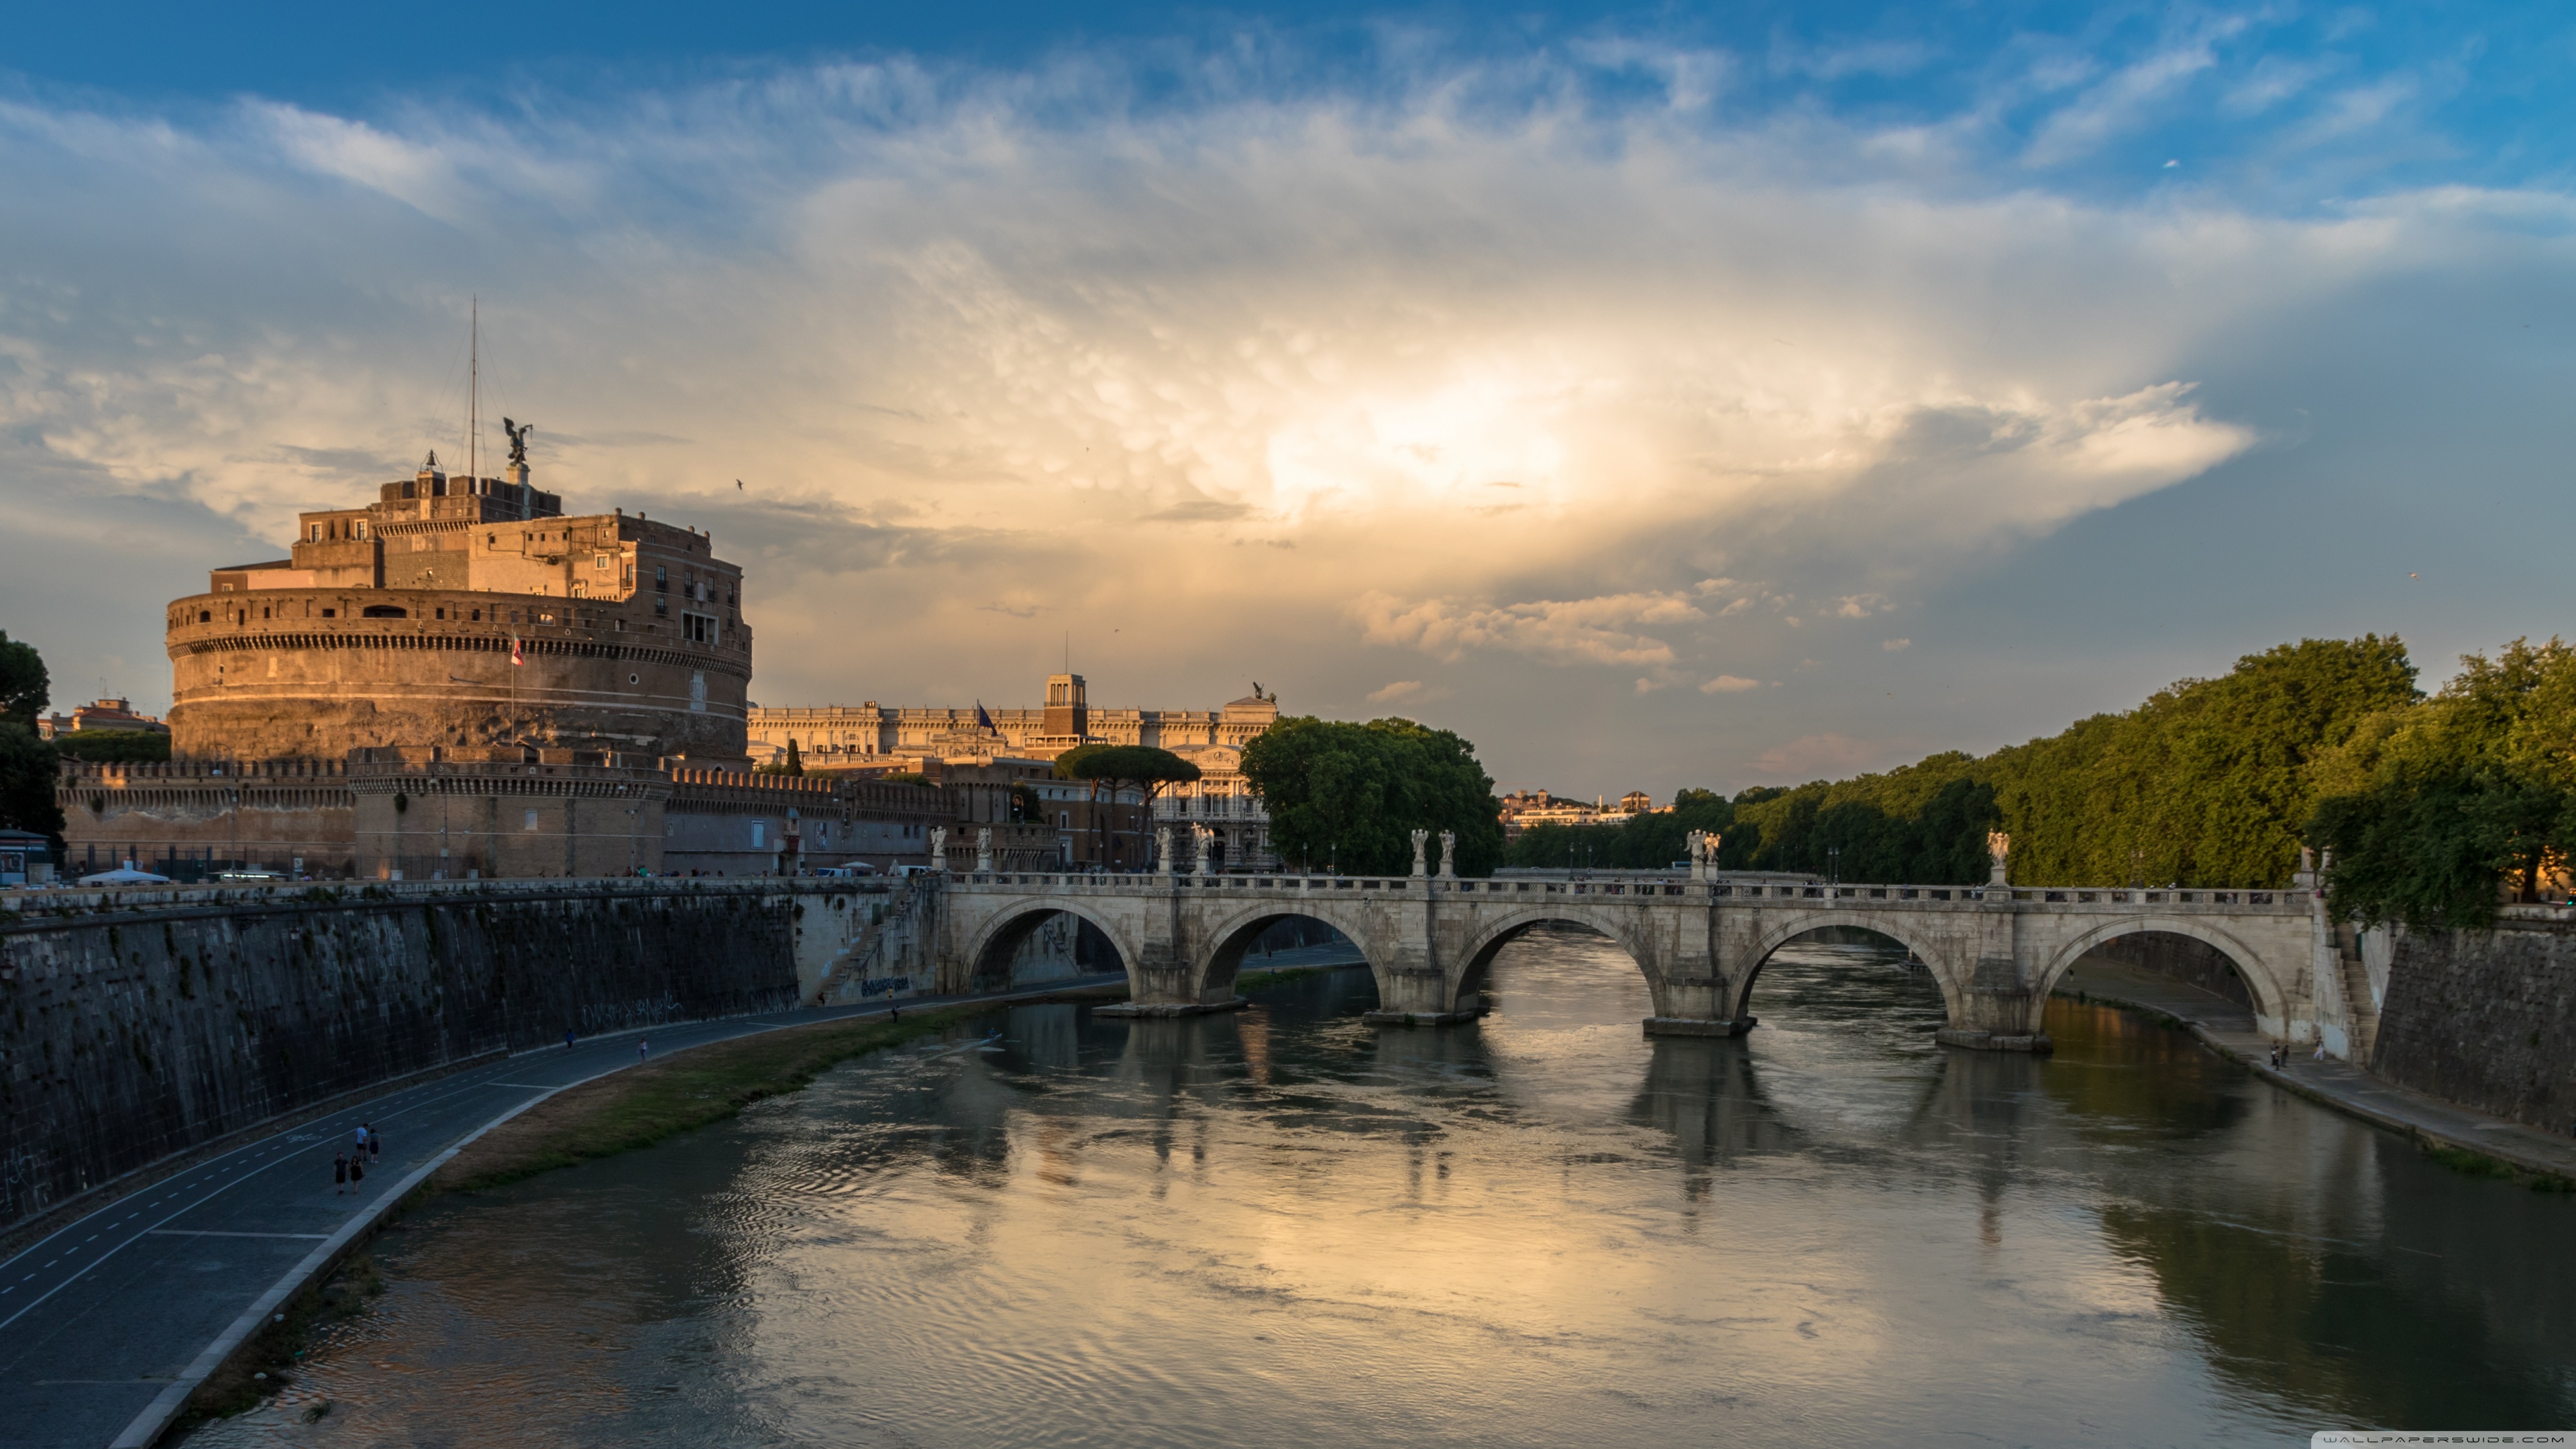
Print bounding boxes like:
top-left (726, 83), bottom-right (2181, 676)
top-left (890, 1004), bottom-right (900, 1023)
top-left (354, 1124), bottom-right (368, 1155)
top-left (333, 1151), bottom-right (348, 1195)
top-left (566, 1026), bottom-right (576, 1050)
top-left (639, 1038), bottom-right (650, 1063)
top-left (349, 1151), bottom-right (366, 1189)
top-left (368, 1128), bottom-right (382, 1163)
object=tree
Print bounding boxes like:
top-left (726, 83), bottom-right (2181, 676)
top-left (0, 632), bottom-right (61, 840)
top-left (2306, 638), bottom-right (2576, 929)
top-left (1239, 716), bottom-right (1502, 876)
top-left (0, 722), bottom-right (63, 840)
top-left (1055, 744), bottom-right (1201, 869)
top-left (49, 730), bottom-right (170, 765)
top-left (0, 631), bottom-right (44, 729)
top-left (1715, 636), bottom-right (2418, 889)
top-left (757, 737), bottom-right (805, 776)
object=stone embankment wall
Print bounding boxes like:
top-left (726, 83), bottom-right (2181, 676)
top-left (2371, 916), bottom-right (2576, 1136)
top-left (0, 885), bottom-right (809, 1231)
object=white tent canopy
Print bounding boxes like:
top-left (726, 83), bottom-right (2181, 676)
top-left (79, 861), bottom-right (170, 885)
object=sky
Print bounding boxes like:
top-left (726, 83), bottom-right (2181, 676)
top-left (1, 2), bottom-right (2571, 801)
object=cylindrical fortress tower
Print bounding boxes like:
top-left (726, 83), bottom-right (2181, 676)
top-left (164, 460), bottom-right (754, 763)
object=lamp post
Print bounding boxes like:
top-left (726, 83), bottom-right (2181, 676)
top-left (1827, 845), bottom-right (1841, 887)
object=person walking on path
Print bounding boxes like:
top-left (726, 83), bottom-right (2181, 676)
top-left (368, 1127), bottom-right (382, 1164)
top-left (354, 1124), bottom-right (369, 1156)
top-left (566, 1027), bottom-right (576, 1050)
top-left (333, 1151), bottom-right (349, 1195)
top-left (639, 1038), bottom-right (650, 1063)
top-left (348, 1150), bottom-right (366, 1191)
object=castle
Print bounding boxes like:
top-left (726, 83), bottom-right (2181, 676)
top-left (63, 451), bottom-right (980, 880)
top-left (167, 453), bottom-right (749, 762)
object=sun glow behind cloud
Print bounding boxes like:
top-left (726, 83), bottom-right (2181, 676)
top-left (0, 25), bottom-right (2567, 791)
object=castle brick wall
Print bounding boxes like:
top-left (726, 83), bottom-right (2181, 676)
top-left (165, 586), bottom-right (749, 761)
top-left (59, 760), bottom-right (356, 879)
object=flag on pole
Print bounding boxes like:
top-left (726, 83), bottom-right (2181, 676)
top-left (511, 636), bottom-right (525, 667)
top-left (975, 700), bottom-right (995, 732)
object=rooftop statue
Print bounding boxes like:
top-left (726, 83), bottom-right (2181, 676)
top-left (502, 418), bottom-right (534, 468)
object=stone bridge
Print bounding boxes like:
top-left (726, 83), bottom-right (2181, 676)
top-left (932, 859), bottom-right (2367, 1053)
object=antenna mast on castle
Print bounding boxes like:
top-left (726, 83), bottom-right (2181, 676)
top-left (468, 296), bottom-right (478, 483)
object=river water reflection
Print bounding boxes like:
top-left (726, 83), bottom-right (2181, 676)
top-left (191, 929), bottom-right (2576, 1446)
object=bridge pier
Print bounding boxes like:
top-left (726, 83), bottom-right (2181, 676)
top-left (1643, 960), bottom-right (1746, 1037)
top-left (1097, 996), bottom-right (1249, 1018)
top-left (1098, 935), bottom-right (1249, 1017)
top-left (1362, 967), bottom-right (1485, 1026)
top-left (1644, 1014), bottom-right (1756, 1038)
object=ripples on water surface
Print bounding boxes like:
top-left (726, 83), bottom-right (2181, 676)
top-left (190, 930), bottom-right (2576, 1447)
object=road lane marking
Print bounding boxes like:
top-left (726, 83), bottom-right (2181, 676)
top-left (147, 1231), bottom-right (331, 1241)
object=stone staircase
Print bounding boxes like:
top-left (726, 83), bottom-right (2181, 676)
top-left (814, 879), bottom-right (936, 1006)
top-left (2328, 921), bottom-right (2382, 1063)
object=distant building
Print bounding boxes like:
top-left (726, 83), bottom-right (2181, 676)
top-left (750, 676), bottom-right (1283, 870)
top-left (36, 698), bottom-right (168, 740)
top-left (1498, 788), bottom-right (1651, 839)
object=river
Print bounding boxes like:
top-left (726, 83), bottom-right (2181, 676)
top-left (185, 928), bottom-right (2576, 1446)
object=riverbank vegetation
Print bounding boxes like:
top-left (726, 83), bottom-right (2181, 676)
top-left (0, 631), bottom-right (62, 841)
top-left (433, 1006), bottom-right (991, 1193)
top-left (1505, 633), bottom-right (2574, 927)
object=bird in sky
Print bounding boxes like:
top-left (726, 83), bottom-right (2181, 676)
top-left (736, 478), bottom-right (744, 490)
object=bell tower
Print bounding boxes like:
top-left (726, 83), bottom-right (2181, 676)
top-left (1042, 673), bottom-right (1088, 743)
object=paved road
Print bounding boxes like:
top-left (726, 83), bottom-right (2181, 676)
top-left (2058, 958), bottom-right (2576, 1180)
top-left (0, 977), bottom-right (1124, 1449)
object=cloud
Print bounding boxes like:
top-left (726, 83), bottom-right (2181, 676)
top-left (1366, 680), bottom-right (1428, 704)
top-left (1144, 498), bottom-right (1252, 523)
top-left (1752, 733), bottom-right (1883, 778)
top-left (1353, 591), bottom-right (1700, 667)
top-left (1882, 638), bottom-right (1911, 651)
top-left (1700, 675), bottom-right (1763, 693)
top-left (0, 33), bottom-right (2548, 788)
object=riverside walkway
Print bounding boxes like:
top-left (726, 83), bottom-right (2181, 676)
top-left (2057, 958), bottom-right (2576, 1181)
top-left (0, 975), bottom-right (1126, 1449)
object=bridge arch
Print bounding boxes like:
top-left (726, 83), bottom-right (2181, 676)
top-left (1452, 905), bottom-right (1663, 1017)
top-left (960, 900), bottom-right (1147, 996)
top-left (1197, 902), bottom-right (1389, 1004)
top-left (1731, 912), bottom-right (1968, 1027)
top-left (2031, 916), bottom-right (2290, 1036)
